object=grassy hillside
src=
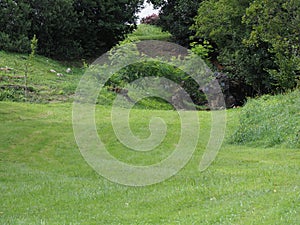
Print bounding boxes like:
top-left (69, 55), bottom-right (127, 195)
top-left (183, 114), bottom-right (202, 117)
top-left (231, 90), bottom-right (300, 148)
top-left (0, 51), bottom-right (83, 103)
top-left (0, 102), bottom-right (299, 224)
top-left (0, 24), bottom-right (172, 105)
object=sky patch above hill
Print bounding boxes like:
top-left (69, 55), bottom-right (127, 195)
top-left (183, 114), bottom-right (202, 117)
top-left (137, 1), bottom-right (159, 23)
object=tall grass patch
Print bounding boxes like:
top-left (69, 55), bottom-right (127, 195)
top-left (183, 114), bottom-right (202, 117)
top-left (231, 90), bottom-right (300, 148)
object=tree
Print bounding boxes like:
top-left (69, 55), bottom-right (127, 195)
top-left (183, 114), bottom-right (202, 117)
top-left (0, 0), bottom-right (31, 52)
top-left (0, 0), bottom-right (144, 59)
top-left (193, 0), bottom-right (300, 94)
top-left (29, 0), bottom-right (81, 59)
top-left (73, 0), bottom-right (144, 58)
top-left (243, 0), bottom-right (300, 91)
top-left (149, 0), bottom-right (202, 47)
top-left (192, 0), bottom-right (279, 94)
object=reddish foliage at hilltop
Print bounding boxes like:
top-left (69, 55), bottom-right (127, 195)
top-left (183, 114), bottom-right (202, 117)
top-left (141, 14), bottom-right (159, 25)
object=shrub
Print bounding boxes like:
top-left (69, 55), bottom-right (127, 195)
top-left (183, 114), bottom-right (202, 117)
top-left (0, 88), bottom-right (25, 102)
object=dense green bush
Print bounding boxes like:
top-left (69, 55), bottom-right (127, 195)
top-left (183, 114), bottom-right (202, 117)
top-left (230, 89), bottom-right (300, 148)
top-left (107, 61), bottom-right (206, 105)
top-left (243, 0), bottom-right (300, 92)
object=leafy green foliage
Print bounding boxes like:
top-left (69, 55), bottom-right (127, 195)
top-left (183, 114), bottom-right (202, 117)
top-left (29, 0), bottom-right (81, 59)
top-left (73, 0), bottom-right (143, 58)
top-left (0, 0), bottom-right (31, 52)
top-left (243, 0), bottom-right (300, 91)
top-left (231, 89), bottom-right (300, 148)
top-left (0, 0), bottom-right (144, 59)
top-left (193, 0), bottom-right (266, 91)
top-left (190, 40), bottom-right (213, 62)
top-left (192, 0), bottom-right (300, 94)
top-left (149, 0), bottom-right (202, 47)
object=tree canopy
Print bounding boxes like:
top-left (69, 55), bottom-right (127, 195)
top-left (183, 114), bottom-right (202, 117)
top-left (0, 0), bottom-right (143, 59)
top-left (149, 0), bottom-right (202, 47)
top-left (192, 0), bottom-right (300, 93)
top-left (148, 0), bottom-right (299, 94)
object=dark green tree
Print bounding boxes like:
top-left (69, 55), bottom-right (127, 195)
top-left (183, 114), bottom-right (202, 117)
top-left (0, 0), bottom-right (144, 59)
top-left (149, 0), bottom-right (202, 47)
top-left (243, 0), bottom-right (300, 91)
top-left (0, 0), bottom-right (31, 52)
top-left (193, 0), bottom-right (300, 93)
top-left (29, 0), bottom-right (81, 59)
top-left (73, 0), bottom-right (143, 58)
top-left (192, 0), bottom-right (280, 94)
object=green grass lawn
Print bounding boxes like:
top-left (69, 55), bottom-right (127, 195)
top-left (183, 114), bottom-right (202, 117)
top-left (0, 102), bottom-right (299, 224)
top-left (127, 24), bottom-right (172, 41)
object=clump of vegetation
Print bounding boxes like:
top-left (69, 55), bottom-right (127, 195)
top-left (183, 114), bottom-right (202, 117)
top-left (230, 89), bottom-right (300, 148)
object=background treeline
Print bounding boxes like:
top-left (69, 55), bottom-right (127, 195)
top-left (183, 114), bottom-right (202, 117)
top-left (0, 0), bottom-right (143, 59)
top-left (150, 0), bottom-right (300, 94)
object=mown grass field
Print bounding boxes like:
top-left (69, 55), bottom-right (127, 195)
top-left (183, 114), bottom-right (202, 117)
top-left (0, 102), bottom-right (299, 224)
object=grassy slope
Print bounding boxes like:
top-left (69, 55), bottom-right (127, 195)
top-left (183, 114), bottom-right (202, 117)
top-left (0, 24), bottom-right (171, 104)
top-left (0, 51), bottom-right (83, 103)
top-left (0, 102), bottom-right (299, 224)
top-left (231, 90), bottom-right (300, 148)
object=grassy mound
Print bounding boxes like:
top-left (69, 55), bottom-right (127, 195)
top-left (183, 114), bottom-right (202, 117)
top-left (127, 24), bottom-right (172, 41)
top-left (231, 90), bottom-right (300, 148)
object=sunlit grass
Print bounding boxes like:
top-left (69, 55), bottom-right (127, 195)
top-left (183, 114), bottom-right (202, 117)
top-left (0, 102), bottom-right (299, 224)
top-left (127, 24), bottom-right (172, 41)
